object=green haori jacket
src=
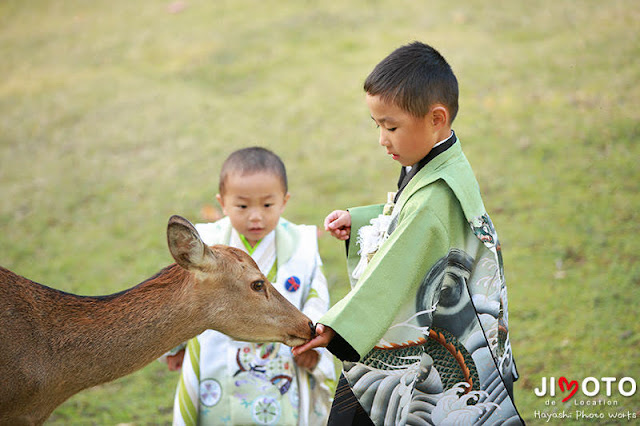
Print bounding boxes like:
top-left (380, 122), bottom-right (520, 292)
top-left (321, 140), bottom-right (523, 425)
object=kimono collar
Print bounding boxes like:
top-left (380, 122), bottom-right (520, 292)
top-left (394, 137), bottom-right (488, 224)
top-left (230, 228), bottom-right (276, 277)
top-left (274, 219), bottom-right (299, 269)
top-left (395, 130), bottom-right (457, 202)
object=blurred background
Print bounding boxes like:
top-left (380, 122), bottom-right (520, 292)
top-left (1, 0), bottom-right (638, 424)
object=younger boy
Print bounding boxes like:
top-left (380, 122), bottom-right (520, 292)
top-left (293, 42), bottom-right (523, 425)
top-left (168, 147), bottom-right (336, 426)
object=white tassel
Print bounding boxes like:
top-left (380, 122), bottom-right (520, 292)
top-left (352, 214), bottom-right (392, 279)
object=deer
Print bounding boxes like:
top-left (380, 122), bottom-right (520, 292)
top-left (0, 215), bottom-right (316, 425)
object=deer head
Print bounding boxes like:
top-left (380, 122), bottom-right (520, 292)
top-left (167, 215), bottom-right (315, 346)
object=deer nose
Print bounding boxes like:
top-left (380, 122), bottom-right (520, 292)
top-left (308, 321), bottom-right (316, 337)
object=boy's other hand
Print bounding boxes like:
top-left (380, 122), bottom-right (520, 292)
top-left (324, 210), bottom-right (351, 240)
top-left (293, 349), bottom-right (320, 371)
top-left (167, 349), bottom-right (185, 371)
top-left (292, 324), bottom-right (335, 356)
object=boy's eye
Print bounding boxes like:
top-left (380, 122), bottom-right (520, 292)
top-left (237, 205), bottom-right (247, 209)
top-left (264, 203), bottom-right (273, 208)
top-left (373, 122), bottom-right (396, 132)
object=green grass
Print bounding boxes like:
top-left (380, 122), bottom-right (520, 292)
top-left (1, 0), bottom-right (638, 424)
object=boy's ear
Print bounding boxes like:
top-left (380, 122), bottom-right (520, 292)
top-left (431, 105), bottom-right (449, 129)
top-left (216, 193), bottom-right (227, 215)
top-left (280, 192), bottom-right (291, 213)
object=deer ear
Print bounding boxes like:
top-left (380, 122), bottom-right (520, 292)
top-left (167, 215), bottom-right (214, 271)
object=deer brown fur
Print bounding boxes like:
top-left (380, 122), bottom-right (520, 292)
top-left (0, 215), bottom-right (315, 425)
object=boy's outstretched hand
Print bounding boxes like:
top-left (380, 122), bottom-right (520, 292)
top-left (324, 210), bottom-right (351, 240)
top-left (292, 323), bottom-right (335, 357)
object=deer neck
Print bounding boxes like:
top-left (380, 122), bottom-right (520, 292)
top-left (45, 264), bottom-right (215, 390)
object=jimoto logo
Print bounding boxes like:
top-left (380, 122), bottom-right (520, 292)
top-left (534, 376), bottom-right (636, 402)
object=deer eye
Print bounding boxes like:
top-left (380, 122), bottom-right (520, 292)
top-left (251, 280), bottom-right (265, 292)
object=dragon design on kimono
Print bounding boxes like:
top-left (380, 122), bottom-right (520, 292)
top-left (362, 327), bottom-right (479, 394)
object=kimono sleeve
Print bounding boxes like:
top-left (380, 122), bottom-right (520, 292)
top-left (172, 337), bottom-right (201, 425)
top-left (329, 203), bottom-right (383, 291)
top-left (320, 186), bottom-right (451, 359)
top-left (301, 252), bottom-right (337, 380)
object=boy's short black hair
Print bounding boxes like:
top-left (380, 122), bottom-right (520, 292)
top-left (364, 41), bottom-right (459, 123)
top-left (219, 147), bottom-right (288, 194)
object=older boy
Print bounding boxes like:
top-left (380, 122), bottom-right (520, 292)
top-left (168, 147), bottom-right (336, 425)
top-left (294, 42), bottom-right (523, 425)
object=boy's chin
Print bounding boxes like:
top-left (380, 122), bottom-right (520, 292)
top-left (244, 230), bottom-right (265, 242)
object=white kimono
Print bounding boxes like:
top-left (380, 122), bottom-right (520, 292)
top-left (172, 217), bottom-right (336, 426)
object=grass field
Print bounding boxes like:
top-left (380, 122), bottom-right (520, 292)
top-left (1, 0), bottom-right (638, 424)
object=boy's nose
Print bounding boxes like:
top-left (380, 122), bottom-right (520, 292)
top-left (249, 210), bottom-right (262, 221)
top-left (378, 130), bottom-right (390, 147)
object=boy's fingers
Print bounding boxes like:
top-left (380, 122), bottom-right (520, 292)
top-left (324, 212), bottom-right (340, 229)
top-left (293, 333), bottom-right (324, 356)
top-left (335, 229), bottom-right (349, 240)
top-left (323, 215), bottom-right (333, 230)
top-left (292, 342), bottom-right (311, 357)
top-left (325, 210), bottom-right (350, 230)
top-left (332, 214), bottom-right (347, 228)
